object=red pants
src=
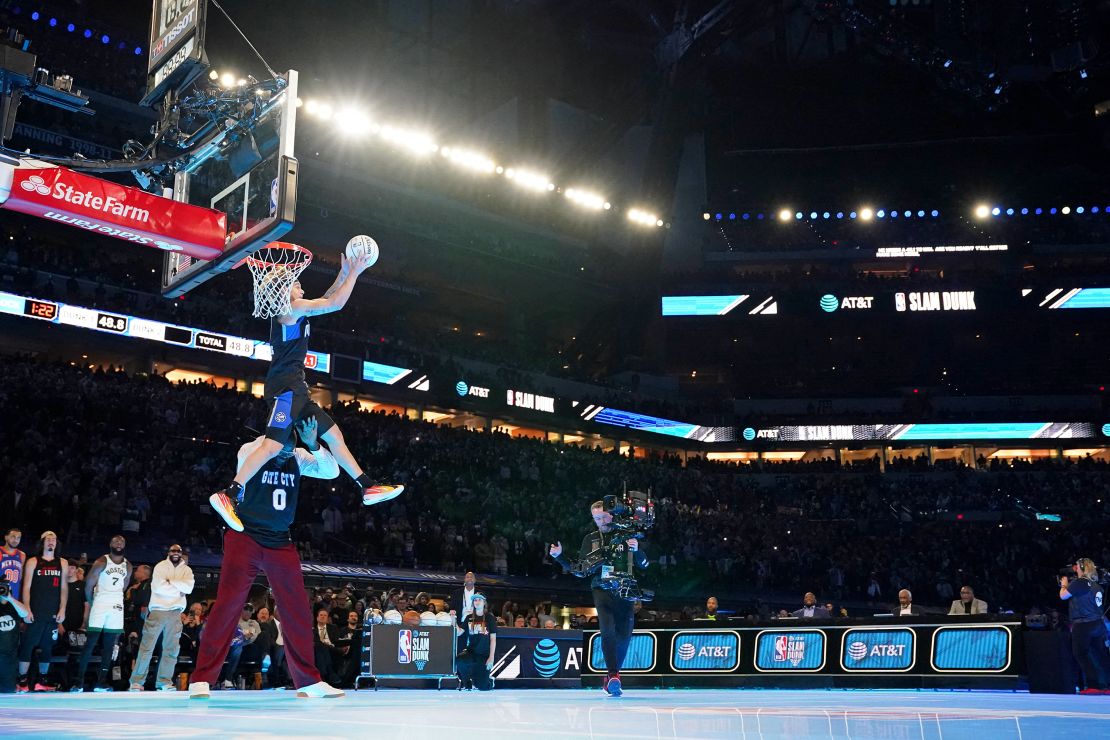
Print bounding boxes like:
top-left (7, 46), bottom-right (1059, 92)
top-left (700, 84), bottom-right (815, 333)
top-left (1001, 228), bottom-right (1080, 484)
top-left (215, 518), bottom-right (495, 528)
top-left (192, 530), bottom-right (321, 689)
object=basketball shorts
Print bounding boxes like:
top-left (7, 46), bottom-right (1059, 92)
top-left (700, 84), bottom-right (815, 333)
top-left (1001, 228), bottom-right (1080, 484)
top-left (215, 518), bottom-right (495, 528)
top-left (264, 387), bottom-right (336, 444)
top-left (87, 598), bottom-right (124, 634)
top-left (17, 616), bottom-right (58, 661)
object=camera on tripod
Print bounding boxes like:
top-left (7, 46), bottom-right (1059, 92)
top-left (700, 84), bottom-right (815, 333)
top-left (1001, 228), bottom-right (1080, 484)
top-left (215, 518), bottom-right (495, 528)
top-left (597, 488), bottom-right (655, 603)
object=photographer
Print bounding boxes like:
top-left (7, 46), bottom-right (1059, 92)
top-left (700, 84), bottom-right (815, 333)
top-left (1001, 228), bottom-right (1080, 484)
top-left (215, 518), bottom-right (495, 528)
top-left (1059, 558), bottom-right (1110, 694)
top-left (0, 578), bottom-right (30, 693)
top-left (549, 499), bottom-right (648, 698)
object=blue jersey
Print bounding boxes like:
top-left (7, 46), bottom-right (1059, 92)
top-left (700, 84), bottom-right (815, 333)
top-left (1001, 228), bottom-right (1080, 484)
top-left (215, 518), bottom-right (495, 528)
top-left (265, 317), bottom-right (310, 395)
top-left (1067, 578), bottom-right (1106, 623)
top-left (0, 546), bottom-right (25, 595)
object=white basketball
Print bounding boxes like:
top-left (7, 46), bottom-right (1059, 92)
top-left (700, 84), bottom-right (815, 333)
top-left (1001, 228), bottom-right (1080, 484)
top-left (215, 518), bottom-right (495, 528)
top-left (383, 609), bottom-right (402, 625)
top-left (364, 608), bottom-right (383, 625)
top-left (345, 234), bottom-right (379, 267)
top-left (419, 611), bottom-right (436, 626)
top-left (435, 611), bottom-right (454, 626)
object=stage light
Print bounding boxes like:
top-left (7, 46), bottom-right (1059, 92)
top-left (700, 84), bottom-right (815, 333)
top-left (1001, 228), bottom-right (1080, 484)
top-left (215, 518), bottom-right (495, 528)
top-left (1093, 207), bottom-right (1100, 213)
top-left (628, 208), bottom-right (661, 227)
top-left (795, 211), bottom-right (803, 220)
top-left (809, 211), bottom-right (818, 220)
top-left (1062, 206), bottom-right (1071, 214)
top-left (1050, 207), bottom-right (1058, 214)
top-left (778, 209), bottom-right (792, 222)
top-left (335, 107), bottom-right (373, 137)
top-left (565, 188), bottom-right (607, 210)
top-left (876, 209), bottom-right (885, 218)
top-left (890, 210), bottom-right (898, 218)
top-left (849, 211), bottom-right (857, 219)
top-left (67, 23), bottom-right (74, 32)
top-left (702, 212), bottom-right (710, 220)
top-left (83, 29), bottom-right (91, 38)
top-left (836, 212), bottom-right (843, 219)
top-left (742, 213), bottom-right (750, 220)
top-left (49, 18), bottom-right (56, 27)
top-left (728, 213), bottom-right (735, 220)
top-left (974, 204), bottom-right (990, 218)
top-left (859, 208), bottom-right (873, 221)
top-left (1005, 208), bottom-right (1013, 215)
top-left (931, 210), bottom-right (939, 217)
top-left (101, 34), bottom-right (109, 44)
top-left (219, 72), bottom-right (236, 88)
top-left (1077, 206), bottom-right (1085, 214)
top-left (1035, 207), bottom-right (1042, 215)
top-left (917, 210), bottom-right (924, 217)
top-left (378, 125), bottom-right (438, 156)
top-left (441, 147), bottom-right (497, 174)
top-left (209, 70), bottom-right (219, 80)
top-left (715, 213), bottom-right (722, 221)
top-left (1020, 208), bottom-right (1028, 215)
top-left (30, 11), bottom-right (38, 20)
top-left (991, 207), bottom-right (1000, 216)
top-left (134, 47), bottom-right (143, 55)
top-left (505, 167), bottom-right (554, 191)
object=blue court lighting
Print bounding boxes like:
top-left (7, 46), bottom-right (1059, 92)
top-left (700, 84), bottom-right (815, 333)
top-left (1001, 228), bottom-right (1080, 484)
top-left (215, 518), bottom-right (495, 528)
top-left (877, 210), bottom-right (885, 218)
top-left (1005, 208), bottom-right (1013, 216)
top-left (48, 17), bottom-right (57, 27)
top-left (810, 212), bottom-right (818, 219)
top-left (836, 212), bottom-right (844, 219)
top-left (728, 213), bottom-right (735, 220)
top-left (823, 212), bottom-right (830, 219)
top-left (795, 212), bottom-right (803, 220)
top-left (931, 210), bottom-right (939, 217)
top-left (1050, 207), bottom-right (1057, 214)
top-left (1077, 206), bottom-right (1085, 214)
top-left (1035, 207), bottom-right (1043, 215)
top-left (1020, 208), bottom-right (1028, 215)
top-left (67, 23), bottom-right (74, 32)
top-left (714, 213), bottom-right (722, 220)
top-left (742, 212), bottom-right (750, 220)
top-left (904, 210), bottom-right (911, 217)
top-left (84, 29), bottom-right (92, 38)
top-left (31, 11), bottom-right (39, 20)
top-left (101, 35), bottom-right (109, 44)
top-left (849, 211), bottom-right (857, 219)
top-left (991, 207), bottom-right (1000, 216)
top-left (134, 46), bottom-right (143, 55)
top-left (917, 210), bottom-right (924, 217)
top-left (890, 210), bottom-right (898, 218)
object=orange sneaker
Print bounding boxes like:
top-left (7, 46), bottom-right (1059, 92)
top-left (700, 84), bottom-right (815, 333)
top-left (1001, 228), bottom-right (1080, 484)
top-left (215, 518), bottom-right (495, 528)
top-left (362, 485), bottom-right (405, 507)
top-left (209, 491), bottom-right (245, 532)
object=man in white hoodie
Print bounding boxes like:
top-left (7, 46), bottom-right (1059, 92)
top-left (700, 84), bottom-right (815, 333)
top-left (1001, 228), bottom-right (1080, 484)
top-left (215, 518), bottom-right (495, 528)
top-left (129, 544), bottom-right (194, 691)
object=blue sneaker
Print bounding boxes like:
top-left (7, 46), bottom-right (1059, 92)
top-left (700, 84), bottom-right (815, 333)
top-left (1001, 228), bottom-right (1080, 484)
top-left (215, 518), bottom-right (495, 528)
top-left (605, 673), bottom-right (622, 697)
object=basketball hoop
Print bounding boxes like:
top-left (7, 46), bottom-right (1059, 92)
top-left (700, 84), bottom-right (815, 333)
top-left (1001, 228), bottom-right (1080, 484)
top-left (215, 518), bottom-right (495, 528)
top-left (245, 242), bottom-right (313, 319)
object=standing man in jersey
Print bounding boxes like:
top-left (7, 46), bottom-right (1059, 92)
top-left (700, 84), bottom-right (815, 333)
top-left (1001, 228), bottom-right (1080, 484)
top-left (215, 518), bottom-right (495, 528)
top-left (18, 531), bottom-right (67, 692)
top-left (209, 253), bottom-right (404, 533)
top-left (72, 535), bottom-right (131, 692)
top-left (1, 528), bottom-right (25, 600)
top-left (190, 416), bottom-right (344, 699)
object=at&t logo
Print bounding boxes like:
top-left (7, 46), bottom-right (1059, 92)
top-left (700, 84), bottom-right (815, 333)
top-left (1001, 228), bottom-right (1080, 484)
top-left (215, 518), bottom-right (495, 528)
top-left (742, 427), bottom-right (756, 441)
top-left (532, 638), bottom-right (560, 677)
top-left (847, 641), bottom-right (869, 661)
top-left (455, 381), bottom-right (469, 397)
top-left (820, 294), bottom-right (839, 312)
top-left (677, 642), bottom-right (696, 660)
top-left (455, 380), bottom-right (490, 398)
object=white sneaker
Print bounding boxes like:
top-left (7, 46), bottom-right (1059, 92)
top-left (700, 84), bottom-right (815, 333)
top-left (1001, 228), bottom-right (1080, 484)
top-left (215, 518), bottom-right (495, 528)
top-left (296, 681), bottom-right (345, 698)
top-left (188, 681), bottom-right (210, 699)
top-left (221, 680), bottom-right (234, 690)
top-left (128, 684), bottom-right (144, 692)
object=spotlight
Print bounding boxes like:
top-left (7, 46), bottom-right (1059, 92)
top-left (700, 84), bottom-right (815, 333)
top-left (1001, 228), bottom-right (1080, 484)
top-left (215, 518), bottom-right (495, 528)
top-left (49, 18), bottom-right (56, 27)
top-left (1062, 206), bottom-right (1071, 214)
top-left (974, 204), bottom-right (990, 219)
top-left (849, 211), bottom-right (858, 219)
top-left (702, 212), bottom-right (710, 220)
top-left (931, 210), bottom-right (939, 217)
top-left (715, 213), bottom-right (722, 221)
top-left (728, 213), bottom-right (735, 220)
top-left (209, 69), bottom-right (219, 80)
top-left (822, 212), bottom-right (830, 219)
top-left (917, 210), bottom-right (924, 217)
top-left (219, 72), bottom-right (236, 88)
top-left (101, 35), bottom-right (110, 44)
top-left (628, 208), bottom-right (661, 227)
top-left (903, 210), bottom-right (911, 218)
top-left (442, 147), bottom-right (497, 174)
top-left (83, 29), bottom-right (91, 38)
top-left (67, 23), bottom-right (75, 32)
top-left (778, 209), bottom-right (792, 222)
top-left (1050, 207), bottom-right (1058, 214)
top-left (504, 167), bottom-right (554, 191)
top-left (1035, 208), bottom-right (1043, 215)
top-left (836, 212), bottom-right (843, 219)
top-left (809, 211), bottom-right (817, 219)
top-left (134, 47), bottom-right (143, 55)
top-left (1005, 208), bottom-right (1013, 216)
top-left (335, 107), bottom-right (373, 136)
top-left (795, 212), bottom-right (803, 220)
top-left (876, 209), bottom-right (885, 218)
top-left (859, 208), bottom-right (873, 221)
top-left (742, 213), bottom-right (750, 220)
top-left (991, 207), bottom-right (1000, 216)
top-left (31, 11), bottom-right (39, 20)
top-left (1077, 206), bottom-right (1085, 214)
top-left (378, 125), bottom-right (438, 156)
top-left (564, 188), bottom-right (607, 210)
top-left (1020, 208), bottom-right (1028, 215)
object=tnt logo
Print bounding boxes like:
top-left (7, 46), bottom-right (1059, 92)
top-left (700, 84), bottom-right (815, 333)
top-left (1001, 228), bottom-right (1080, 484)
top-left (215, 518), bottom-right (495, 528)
top-left (398, 629), bottom-right (412, 664)
top-left (0, 615), bottom-right (15, 632)
top-left (773, 635), bottom-right (805, 665)
top-left (20, 175), bottom-right (50, 195)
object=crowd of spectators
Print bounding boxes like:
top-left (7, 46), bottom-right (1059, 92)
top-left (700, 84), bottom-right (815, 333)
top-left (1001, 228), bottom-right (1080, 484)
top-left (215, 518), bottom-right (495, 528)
top-left (2, 355), bottom-right (1108, 622)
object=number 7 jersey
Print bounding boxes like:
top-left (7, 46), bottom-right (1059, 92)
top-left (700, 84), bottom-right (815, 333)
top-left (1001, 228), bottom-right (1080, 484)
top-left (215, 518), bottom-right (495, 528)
top-left (239, 453), bottom-right (302, 548)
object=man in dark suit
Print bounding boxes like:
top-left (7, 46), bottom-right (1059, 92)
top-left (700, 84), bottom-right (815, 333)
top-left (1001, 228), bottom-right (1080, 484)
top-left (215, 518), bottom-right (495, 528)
top-left (311, 607), bottom-right (344, 685)
top-left (791, 592), bottom-right (832, 619)
top-left (892, 589), bottom-right (923, 617)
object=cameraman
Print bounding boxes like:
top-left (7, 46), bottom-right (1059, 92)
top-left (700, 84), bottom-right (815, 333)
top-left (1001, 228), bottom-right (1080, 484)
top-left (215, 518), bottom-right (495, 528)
top-left (549, 500), bottom-right (648, 697)
top-left (1059, 557), bottom-right (1110, 694)
top-left (0, 578), bottom-right (30, 693)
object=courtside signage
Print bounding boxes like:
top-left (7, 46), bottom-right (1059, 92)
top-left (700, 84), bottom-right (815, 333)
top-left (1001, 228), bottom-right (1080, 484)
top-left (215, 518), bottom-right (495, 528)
top-left (930, 625), bottom-right (1012, 673)
top-left (587, 631), bottom-right (657, 673)
top-left (754, 629), bottom-right (827, 672)
top-left (669, 631), bottom-right (741, 673)
top-left (840, 628), bottom-right (915, 672)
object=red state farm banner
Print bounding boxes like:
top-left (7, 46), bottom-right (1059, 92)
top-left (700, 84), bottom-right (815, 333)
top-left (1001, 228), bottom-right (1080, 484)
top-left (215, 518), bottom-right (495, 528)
top-left (0, 162), bottom-right (227, 260)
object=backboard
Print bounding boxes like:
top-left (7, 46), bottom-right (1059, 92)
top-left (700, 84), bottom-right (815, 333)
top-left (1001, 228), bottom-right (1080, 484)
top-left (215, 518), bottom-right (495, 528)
top-left (161, 69), bottom-right (299, 298)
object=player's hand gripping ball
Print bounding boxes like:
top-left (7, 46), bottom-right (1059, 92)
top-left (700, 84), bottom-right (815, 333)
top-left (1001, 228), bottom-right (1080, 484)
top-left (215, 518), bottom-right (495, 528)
top-left (345, 235), bottom-right (379, 268)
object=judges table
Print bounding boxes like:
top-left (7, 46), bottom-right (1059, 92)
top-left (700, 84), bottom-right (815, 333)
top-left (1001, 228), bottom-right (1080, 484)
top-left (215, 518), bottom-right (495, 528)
top-left (583, 616), bottom-right (1026, 689)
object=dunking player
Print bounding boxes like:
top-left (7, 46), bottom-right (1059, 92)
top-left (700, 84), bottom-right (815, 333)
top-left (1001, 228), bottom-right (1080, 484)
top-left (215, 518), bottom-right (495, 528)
top-left (18, 531), bottom-right (68, 692)
top-left (209, 251), bottom-right (403, 532)
top-left (72, 535), bottom-right (131, 692)
top-left (190, 417), bottom-right (344, 699)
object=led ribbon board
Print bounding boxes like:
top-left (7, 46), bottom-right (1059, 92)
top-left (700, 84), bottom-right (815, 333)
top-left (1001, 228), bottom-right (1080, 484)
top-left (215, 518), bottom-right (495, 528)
top-left (742, 422), bottom-right (1095, 442)
top-left (661, 294), bottom-right (777, 316)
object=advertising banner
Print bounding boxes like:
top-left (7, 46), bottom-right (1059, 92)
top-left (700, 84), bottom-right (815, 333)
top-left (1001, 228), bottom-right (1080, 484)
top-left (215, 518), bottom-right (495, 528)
top-left (490, 630), bottom-right (583, 685)
top-left (931, 626), bottom-right (1012, 673)
top-left (754, 630), bottom-right (827, 672)
top-left (840, 628), bottom-right (916, 672)
top-left (364, 623), bottom-right (456, 678)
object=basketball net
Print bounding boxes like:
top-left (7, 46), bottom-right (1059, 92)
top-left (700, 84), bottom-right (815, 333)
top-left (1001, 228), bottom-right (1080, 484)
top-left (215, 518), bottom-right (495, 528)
top-left (245, 242), bottom-right (313, 319)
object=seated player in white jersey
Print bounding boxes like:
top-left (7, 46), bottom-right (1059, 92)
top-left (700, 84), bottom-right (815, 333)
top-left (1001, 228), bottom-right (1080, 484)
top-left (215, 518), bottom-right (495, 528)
top-left (209, 250), bottom-right (404, 532)
top-left (73, 535), bottom-right (131, 692)
top-left (190, 416), bottom-right (345, 699)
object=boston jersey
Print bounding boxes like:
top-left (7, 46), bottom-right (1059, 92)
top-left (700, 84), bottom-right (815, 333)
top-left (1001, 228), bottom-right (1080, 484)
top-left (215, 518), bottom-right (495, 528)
top-left (266, 316), bottom-right (310, 394)
top-left (240, 452), bottom-right (302, 548)
top-left (0, 546), bottom-right (25, 595)
top-left (93, 556), bottom-right (129, 602)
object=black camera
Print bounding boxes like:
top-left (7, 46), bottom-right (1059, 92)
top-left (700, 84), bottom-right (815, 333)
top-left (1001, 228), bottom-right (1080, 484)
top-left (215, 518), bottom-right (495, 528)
top-left (0, 577), bottom-right (11, 598)
top-left (602, 489), bottom-right (655, 538)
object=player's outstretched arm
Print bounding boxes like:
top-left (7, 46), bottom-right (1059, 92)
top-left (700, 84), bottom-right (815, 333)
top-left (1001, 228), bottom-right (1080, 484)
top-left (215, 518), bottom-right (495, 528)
top-left (289, 253), bottom-right (374, 319)
top-left (293, 417), bottom-right (340, 479)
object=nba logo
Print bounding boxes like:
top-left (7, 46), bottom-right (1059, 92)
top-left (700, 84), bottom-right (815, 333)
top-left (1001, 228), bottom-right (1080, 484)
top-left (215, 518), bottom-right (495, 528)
top-left (773, 635), bottom-right (788, 662)
top-left (397, 629), bottom-right (412, 664)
